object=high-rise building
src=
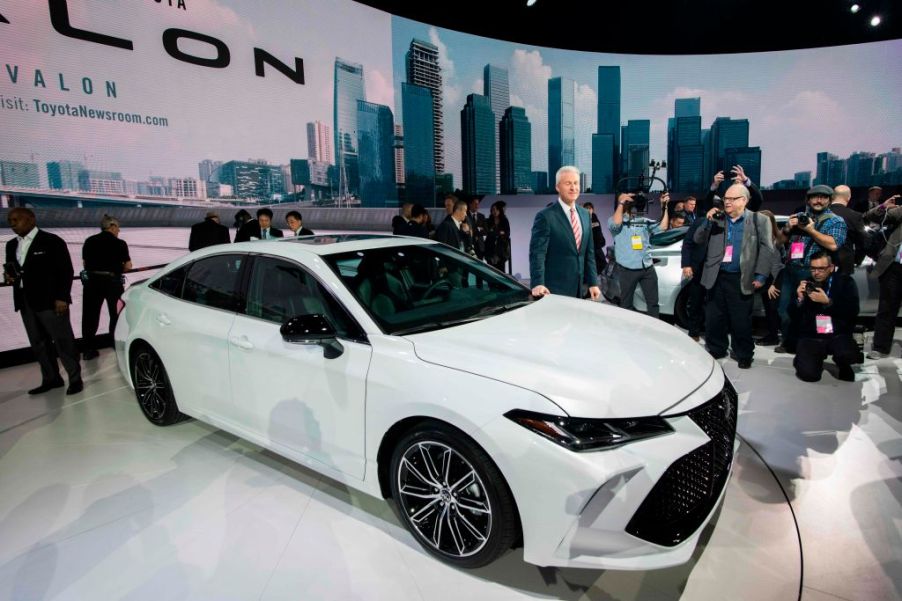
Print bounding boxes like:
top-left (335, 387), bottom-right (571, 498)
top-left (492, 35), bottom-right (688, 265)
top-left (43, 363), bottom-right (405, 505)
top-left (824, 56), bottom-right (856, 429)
top-left (356, 100), bottom-right (395, 207)
top-left (436, 173), bottom-right (454, 196)
top-left (500, 106), bottom-right (532, 194)
top-left (622, 120), bottom-right (650, 179)
top-left (794, 171), bottom-right (812, 188)
top-left (393, 124), bottom-right (405, 186)
top-left (531, 171), bottom-right (548, 194)
top-left (219, 161), bottom-right (284, 199)
top-left (673, 115), bottom-right (703, 193)
top-left (548, 77), bottom-right (576, 180)
top-left (591, 134), bottom-right (616, 193)
top-left (723, 147), bottom-right (761, 187)
top-left (307, 121), bottom-right (333, 164)
top-left (78, 169), bottom-right (124, 194)
top-left (0, 161), bottom-right (40, 187)
top-left (198, 159), bottom-right (222, 183)
top-left (169, 178), bottom-right (206, 198)
top-left (484, 64), bottom-right (509, 193)
top-left (334, 58), bottom-right (365, 197)
top-left (461, 94), bottom-right (496, 196)
top-left (708, 117), bottom-right (750, 182)
top-left (406, 39), bottom-right (444, 174)
top-left (47, 160), bottom-right (84, 190)
top-left (594, 66), bottom-right (621, 193)
top-left (402, 83), bottom-right (436, 205)
top-left (847, 151), bottom-right (877, 187)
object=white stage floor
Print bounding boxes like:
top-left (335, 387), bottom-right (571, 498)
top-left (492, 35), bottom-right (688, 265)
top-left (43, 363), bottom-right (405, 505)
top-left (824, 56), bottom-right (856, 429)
top-left (0, 339), bottom-right (900, 600)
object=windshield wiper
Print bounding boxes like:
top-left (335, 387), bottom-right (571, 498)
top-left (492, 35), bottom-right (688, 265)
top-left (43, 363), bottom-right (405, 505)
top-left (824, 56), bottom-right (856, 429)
top-left (474, 299), bottom-right (533, 318)
top-left (392, 316), bottom-right (485, 336)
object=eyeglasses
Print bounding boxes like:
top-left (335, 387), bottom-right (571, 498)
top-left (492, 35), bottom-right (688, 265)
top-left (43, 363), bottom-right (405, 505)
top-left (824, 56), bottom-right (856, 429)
top-left (722, 196), bottom-right (745, 203)
top-left (809, 266), bottom-right (831, 272)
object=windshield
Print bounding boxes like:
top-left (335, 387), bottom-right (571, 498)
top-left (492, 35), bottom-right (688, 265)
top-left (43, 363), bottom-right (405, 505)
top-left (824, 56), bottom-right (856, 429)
top-left (324, 244), bottom-right (532, 335)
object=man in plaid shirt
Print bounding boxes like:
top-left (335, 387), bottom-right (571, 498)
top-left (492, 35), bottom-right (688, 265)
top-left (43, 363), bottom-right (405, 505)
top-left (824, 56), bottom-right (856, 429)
top-left (776, 185), bottom-right (848, 353)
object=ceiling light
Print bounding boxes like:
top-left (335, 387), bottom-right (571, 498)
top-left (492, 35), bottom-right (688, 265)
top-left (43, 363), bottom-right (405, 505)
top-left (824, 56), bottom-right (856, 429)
top-left (870, 15), bottom-right (881, 26)
top-left (850, 4), bottom-right (860, 13)
top-left (526, 0), bottom-right (538, 6)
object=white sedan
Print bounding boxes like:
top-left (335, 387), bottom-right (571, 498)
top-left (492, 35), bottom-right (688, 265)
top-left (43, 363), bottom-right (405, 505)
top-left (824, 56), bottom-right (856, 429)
top-left (115, 235), bottom-right (737, 570)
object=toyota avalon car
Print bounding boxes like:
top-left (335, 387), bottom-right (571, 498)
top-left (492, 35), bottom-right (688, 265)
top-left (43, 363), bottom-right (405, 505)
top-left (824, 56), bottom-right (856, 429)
top-left (115, 234), bottom-right (737, 570)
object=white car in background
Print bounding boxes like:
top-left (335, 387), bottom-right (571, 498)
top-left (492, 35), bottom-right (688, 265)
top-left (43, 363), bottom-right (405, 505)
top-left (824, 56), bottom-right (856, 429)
top-left (603, 219), bottom-right (880, 326)
top-left (115, 235), bottom-right (738, 570)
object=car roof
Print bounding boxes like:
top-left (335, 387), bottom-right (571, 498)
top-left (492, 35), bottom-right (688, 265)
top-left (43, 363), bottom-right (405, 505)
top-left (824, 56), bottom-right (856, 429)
top-left (229, 234), bottom-right (438, 257)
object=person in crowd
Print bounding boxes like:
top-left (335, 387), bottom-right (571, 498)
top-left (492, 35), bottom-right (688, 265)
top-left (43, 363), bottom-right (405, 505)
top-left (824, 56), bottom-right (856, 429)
top-left (392, 203), bottom-right (413, 235)
top-left (757, 210), bottom-right (787, 346)
top-left (608, 190), bottom-right (671, 316)
top-left (669, 212), bottom-right (688, 229)
top-left (400, 204), bottom-right (430, 238)
top-left (485, 200), bottom-right (511, 272)
top-left (81, 215), bottom-right (132, 360)
top-left (583, 201), bottom-right (607, 278)
top-left (671, 199), bottom-right (686, 214)
top-left (233, 209), bottom-right (252, 230)
top-left (467, 197), bottom-right (487, 259)
top-left (435, 198), bottom-right (473, 254)
top-left (681, 208), bottom-right (708, 341)
top-left (829, 185), bottom-right (867, 275)
top-left (793, 252), bottom-right (860, 382)
top-left (705, 165), bottom-right (763, 212)
top-left (443, 194), bottom-right (457, 218)
top-left (863, 194), bottom-right (902, 359)
top-left (776, 185), bottom-right (847, 353)
top-left (694, 183), bottom-right (774, 368)
top-left (530, 166), bottom-right (600, 300)
top-left (235, 207), bottom-right (284, 242)
top-left (286, 211), bottom-right (314, 237)
top-left (189, 210), bottom-right (230, 252)
top-left (4, 208), bottom-right (82, 395)
top-left (424, 211), bottom-right (436, 239)
top-left (856, 185), bottom-right (884, 213)
top-left (684, 196), bottom-right (698, 224)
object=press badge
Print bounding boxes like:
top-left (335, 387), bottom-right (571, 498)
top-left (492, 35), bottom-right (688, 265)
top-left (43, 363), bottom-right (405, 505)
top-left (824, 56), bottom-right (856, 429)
top-left (815, 314), bottom-right (834, 334)
top-left (790, 241), bottom-right (804, 259)
top-left (631, 235), bottom-right (643, 250)
top-left (723, 245), bottom-right (733, 262)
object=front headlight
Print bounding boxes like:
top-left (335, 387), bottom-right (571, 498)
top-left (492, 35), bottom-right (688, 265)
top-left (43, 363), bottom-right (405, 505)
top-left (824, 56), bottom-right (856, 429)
top-left (505, 410), bottom-right (673, 452)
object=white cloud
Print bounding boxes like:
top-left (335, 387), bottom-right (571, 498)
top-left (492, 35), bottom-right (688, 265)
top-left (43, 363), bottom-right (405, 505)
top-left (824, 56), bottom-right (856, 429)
top-left (509, 49), bottom-right (552, 175)
top-left (471, 78), bottom-right (484, 96)
top-left (366, 68), bottom-right (395, 110)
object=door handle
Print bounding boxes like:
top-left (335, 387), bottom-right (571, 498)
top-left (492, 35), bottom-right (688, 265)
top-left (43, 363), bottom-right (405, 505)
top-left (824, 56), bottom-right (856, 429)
top-left (156, 313), bottom-right (171, 326)
top-left (229, 335), bottom-right (254, 350)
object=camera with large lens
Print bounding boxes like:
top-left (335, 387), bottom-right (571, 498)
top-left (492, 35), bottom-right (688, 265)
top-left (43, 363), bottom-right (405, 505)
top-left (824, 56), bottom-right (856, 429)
top-left (794, 212), bottom-right (811, 227)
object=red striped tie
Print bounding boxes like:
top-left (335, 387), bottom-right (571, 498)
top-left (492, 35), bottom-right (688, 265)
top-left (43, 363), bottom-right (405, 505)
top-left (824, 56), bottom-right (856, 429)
top-left (570, 207), bottom-right (581, 251)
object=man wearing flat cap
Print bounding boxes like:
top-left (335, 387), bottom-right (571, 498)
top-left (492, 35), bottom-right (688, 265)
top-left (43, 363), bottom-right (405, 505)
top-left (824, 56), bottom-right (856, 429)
top-left (776, 184), bottom-right (848, 353)
top-left (189, 210), bottom-right (231, 252)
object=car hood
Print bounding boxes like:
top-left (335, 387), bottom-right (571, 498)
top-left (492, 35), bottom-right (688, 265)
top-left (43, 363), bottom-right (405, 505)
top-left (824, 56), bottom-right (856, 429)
top-left (406, 296), bottom-right (716, 419)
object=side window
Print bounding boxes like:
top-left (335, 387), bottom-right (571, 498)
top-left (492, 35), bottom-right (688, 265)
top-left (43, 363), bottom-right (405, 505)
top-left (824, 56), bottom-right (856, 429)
top-left (181, 254), bottom-right (244, 311)
top-left (150, 265), bottom-right (187, 297)
top-left (245, 256), bottom-right (363, 340)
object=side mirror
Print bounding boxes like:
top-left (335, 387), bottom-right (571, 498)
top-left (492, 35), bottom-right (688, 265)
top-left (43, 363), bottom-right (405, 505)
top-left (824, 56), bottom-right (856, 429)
top-left (280, 314), bottom-right (344, 359)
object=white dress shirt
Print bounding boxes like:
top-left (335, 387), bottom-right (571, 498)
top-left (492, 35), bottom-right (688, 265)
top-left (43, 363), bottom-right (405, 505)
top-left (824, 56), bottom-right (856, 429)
top-left (16, 227), bottom-right (38, 266)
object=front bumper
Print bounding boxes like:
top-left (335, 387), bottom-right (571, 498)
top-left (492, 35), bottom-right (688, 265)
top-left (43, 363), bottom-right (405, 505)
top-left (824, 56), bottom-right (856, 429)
top-left (481, 374), bottom-right (738, 570)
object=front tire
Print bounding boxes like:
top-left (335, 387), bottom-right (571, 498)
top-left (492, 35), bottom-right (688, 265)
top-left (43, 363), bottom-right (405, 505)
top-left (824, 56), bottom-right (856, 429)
top-left (389, 422), bottom-right (518, 568)
top-left (130, 344), bottom-right (186, 426)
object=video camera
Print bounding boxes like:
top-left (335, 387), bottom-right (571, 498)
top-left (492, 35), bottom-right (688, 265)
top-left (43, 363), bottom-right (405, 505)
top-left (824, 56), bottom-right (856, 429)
top-left (615, 160), bottom-right (668, 216)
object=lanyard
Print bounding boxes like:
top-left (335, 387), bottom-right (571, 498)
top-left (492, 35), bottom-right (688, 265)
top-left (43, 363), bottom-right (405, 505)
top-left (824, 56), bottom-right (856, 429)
top-left (824, 275), bottom-right (833, 299)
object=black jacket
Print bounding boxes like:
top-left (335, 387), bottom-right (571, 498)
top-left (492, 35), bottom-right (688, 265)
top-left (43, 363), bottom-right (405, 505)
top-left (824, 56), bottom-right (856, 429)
top-left (828, 202), bottom-right (867, 273)
top-left (5, 229), bottom-right (74, 312)
top-left (681, 216), bottom-right (708, 271)
top-left (435, 215), bottom-right (469, 252)
top-left (189, 218), bottom-right (231, 251)
top-left (798, 273), bottom-right (859, 338)
top-left (234, 220), bottom-right (284, 242)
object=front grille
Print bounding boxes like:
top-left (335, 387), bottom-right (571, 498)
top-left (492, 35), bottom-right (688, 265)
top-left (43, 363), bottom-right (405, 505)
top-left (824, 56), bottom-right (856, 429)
top-left (625, 380), bottom-right (738, 547)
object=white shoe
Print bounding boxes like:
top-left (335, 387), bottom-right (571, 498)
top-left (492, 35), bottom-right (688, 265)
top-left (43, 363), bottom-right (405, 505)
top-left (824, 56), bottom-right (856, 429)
top-left (866, 350), bottom-right (889, 360)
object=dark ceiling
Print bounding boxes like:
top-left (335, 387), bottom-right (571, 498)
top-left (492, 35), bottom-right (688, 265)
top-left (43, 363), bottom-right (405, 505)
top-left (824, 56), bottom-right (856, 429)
top-left (354, 0), bottom-right (901, 55)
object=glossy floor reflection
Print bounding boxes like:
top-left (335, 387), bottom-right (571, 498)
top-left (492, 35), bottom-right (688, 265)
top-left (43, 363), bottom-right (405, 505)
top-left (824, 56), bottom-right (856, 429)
top-left (0, 339), bottom-right (899, 601)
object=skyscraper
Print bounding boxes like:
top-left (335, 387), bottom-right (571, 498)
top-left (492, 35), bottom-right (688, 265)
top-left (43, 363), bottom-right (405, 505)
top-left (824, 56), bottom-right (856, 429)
top-left (594, 66), bottom-right (620, 193)
top-left (406, 39), bottom-right (444, 174)
top-left (219, 161), bottom-right (284, 199)
top-left (484, 64), bottom-right (509, 193)
top-left (708, 117), bottom-right (749, 182)
top-left (356, 100), bottom-right (395, 207)
top-left (47, 160), bottom-right (84, 190)
top-left (623, 120), bottom-right (650, 179)
top-left (461, 94), bottom-right (496, 196)
top-left (500, 106), bottom-right (532, 194)
top-left (0, 161), bottom-right (39, 187)
top-left (548, 77), bottom-right (576, 180)
top-left (393, 124), bottom-right (405, 186)
top-left (307, 121), bottom-right (333, 164)
top-left (402, 83), bottom-right (436, 205)
top-left (334, 58), bottom-right (365, 197)
top-left (668, 98), bottom-right (702, 191)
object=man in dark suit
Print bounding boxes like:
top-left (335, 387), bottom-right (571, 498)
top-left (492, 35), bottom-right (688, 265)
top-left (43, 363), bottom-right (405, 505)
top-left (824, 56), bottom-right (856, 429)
top-left (189, 211), bottom-right (230, 251)
top-left (681, 213), bottom-right (708, 340)
top-left (285, 211), bottom-right (315, 237)
top-left (5, 208), bottom-right (83, 395)
top-left (467, 197), bottom-right (487, 259)
top-left (234, 207), bottom-right (284, 242)
top-left (830, 185), bottom-right (867, 275)
top-left (400, 204), bottom-right (430, 238)
top-left (529, 166), bottom-right (600, 300)
top-left (392, 203), bottom-right (413, 235)
top-left (435, 199), bottom-right (472, 253)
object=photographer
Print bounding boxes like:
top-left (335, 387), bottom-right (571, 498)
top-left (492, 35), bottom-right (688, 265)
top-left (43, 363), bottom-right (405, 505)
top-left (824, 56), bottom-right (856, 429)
top-left (705, 165), bottom-right (763, 213)
top-left (694, 183), bottom-right (774, 368)
top-left (775, 185), bottom-right (847, 354)
top-left (862, 194), bottom-right (902, 359)
top-left (608, 190), bottom-right (670, 318)
top-left (792, 252), bottom-right (860, 382)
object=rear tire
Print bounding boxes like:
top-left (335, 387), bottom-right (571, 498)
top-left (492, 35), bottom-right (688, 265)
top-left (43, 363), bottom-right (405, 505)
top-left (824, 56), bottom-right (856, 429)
top-left (129, 344), bottom-right (187, 426)
top-left (674, 287), bottom-right (691, 329)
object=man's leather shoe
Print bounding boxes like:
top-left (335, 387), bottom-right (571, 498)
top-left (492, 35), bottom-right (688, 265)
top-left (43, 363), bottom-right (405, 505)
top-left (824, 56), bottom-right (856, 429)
top-left (28, 379), bottom-right (65, 395)
top-left (82, 349), bottom-right (99, 360)
top-left (66, 381), bottom-right (84, 395)
top-left (737, 358), bottom-right (752, 369)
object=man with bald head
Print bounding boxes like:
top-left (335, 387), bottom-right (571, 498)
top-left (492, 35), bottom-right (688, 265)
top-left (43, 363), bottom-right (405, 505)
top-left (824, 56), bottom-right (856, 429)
top-left (694, 183), bottom-right (775, 368)
top-left (5, 208), bottom-right (83, 395)
top-left (830, 184), bottom-right (867, 274)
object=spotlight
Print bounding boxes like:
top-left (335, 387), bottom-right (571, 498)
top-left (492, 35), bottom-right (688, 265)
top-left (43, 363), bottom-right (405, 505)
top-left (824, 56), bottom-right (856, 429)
top-left (850, 4), bottom-right (860, 13)
top-left (870, 15), bottom-right (881, 26)
top-left (526, 0), bottom-right (538, 6)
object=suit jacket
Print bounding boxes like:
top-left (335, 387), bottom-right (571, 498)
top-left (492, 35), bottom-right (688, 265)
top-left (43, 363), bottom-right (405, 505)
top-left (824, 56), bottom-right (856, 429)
top-left (5, 229), bottom-right (74, 312)
top-left (863, 205), bottom-right (902, 277)
top-left (435, 216), bottom-right (469, 252)
top-left (189, 218), bottom-right (231, 251)
top-left (529, 202), bottom-right (597, 298)
top-left (694, 210), bottom-right (775, 295)
top-left (400, 220), bottom-right (429, 238)
top-left (681, 216), bottom-right (708, 271)
top-left (234, 219), bottom-right (284, 242)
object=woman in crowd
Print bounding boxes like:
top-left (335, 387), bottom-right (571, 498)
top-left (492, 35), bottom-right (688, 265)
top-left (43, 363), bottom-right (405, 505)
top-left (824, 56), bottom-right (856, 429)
top-left (484, 200), bottom-right (511, 272)
top-left (758, 210), bottom-right (788, 346)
